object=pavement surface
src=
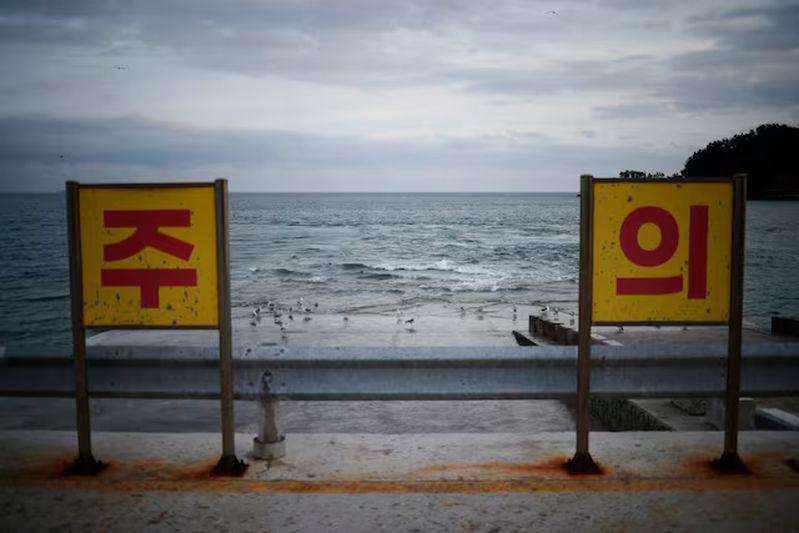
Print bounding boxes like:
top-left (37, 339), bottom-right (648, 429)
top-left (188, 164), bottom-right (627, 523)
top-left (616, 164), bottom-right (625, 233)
top-left (1, 430), bottom-right (798, 532)
top-left (3, 305), bottom-right (798, 531)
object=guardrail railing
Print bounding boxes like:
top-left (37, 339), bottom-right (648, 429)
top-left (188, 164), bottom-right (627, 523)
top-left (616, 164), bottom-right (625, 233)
top-left (2, 343), bottom-right (798, 464)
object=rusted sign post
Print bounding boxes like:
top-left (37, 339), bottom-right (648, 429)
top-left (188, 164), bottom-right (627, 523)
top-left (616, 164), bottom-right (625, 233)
top-left (66, 180), bottom-right (245, 475)
top-left (571, 174), bottom-right (746, 473)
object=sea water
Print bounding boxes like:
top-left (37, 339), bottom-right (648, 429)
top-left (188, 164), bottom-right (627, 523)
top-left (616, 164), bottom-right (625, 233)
top-left (0, 192), bottom-right (796, 349)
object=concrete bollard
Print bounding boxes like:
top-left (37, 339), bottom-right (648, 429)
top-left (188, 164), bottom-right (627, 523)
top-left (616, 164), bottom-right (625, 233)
top-left (542, 320), bottom-right (556, 341)
top-left (554, 324), bottom-right (570, 345)
top-left (252, 397), bottom-right (286, 460)
top-left (707, 398), bottom-right (756, 431)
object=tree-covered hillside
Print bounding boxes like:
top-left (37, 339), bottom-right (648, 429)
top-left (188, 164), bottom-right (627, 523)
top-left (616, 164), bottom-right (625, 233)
top-left (683, 124), bottom-right (799, 199)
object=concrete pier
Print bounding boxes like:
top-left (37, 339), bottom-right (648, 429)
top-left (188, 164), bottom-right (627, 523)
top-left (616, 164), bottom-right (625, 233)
top-left (1, 429), bottom-right (798, 531)
top-left (2, 304), bottom-right (798, 530)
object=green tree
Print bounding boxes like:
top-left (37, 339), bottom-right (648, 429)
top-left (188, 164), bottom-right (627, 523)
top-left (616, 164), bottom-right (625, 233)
top-left (682, 124), bottom-right (799, 199)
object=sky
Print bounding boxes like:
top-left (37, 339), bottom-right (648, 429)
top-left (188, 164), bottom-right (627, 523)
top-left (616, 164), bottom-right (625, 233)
top-left (0, 0), bottom-right (797, 192)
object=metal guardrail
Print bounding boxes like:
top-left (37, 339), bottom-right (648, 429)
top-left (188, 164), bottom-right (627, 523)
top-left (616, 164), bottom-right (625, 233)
top-left (2, 343), bottom-right (798, 401)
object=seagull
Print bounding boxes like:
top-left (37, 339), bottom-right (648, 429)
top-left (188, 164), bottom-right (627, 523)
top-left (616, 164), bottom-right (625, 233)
top-left (616, 326), bottom-right (624, 334)
top-left (569, 312), bottom-right (575, 326)
top-left (553, 307), bottom-right (559, 316)
top-left (405, 318), bottom-right (415, 325)
top-left (540, 305), bottom-right (550, 314)
top-left (544, 10), bottom-right (558, 15)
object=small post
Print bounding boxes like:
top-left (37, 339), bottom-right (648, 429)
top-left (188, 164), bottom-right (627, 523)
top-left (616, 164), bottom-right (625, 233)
top-left (213, 178), bottom-right (246, 476)
top-left (66, 181), bottom-right (103, 474)
top-left (715, 174), bottom-right (748, 472)
top-left (252, 395), bottom-right (286, 460)
top-left (569, 174), bottom-right (600, 474)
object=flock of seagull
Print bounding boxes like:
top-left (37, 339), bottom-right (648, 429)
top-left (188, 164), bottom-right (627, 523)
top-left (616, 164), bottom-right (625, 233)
top-left (246, 301), bottom-right (651, 339)
top-left (248, 300), bottom-right (421, 340)
top-left (246, 300), bottom-right (687, 342)
top-left (248, 299), bottom-right (323, 341)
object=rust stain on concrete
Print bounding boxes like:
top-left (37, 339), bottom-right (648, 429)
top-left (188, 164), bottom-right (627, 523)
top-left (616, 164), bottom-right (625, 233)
top-left (417, 457), bottom-right (606, 478)
top-left (7, 476), bottom-right (799, 495)
top-left (684, 456), bottom-right (755, 477)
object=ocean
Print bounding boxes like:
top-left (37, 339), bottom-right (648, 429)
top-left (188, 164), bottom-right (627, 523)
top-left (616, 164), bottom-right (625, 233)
top-left (0, 192), bottom-right (797, 350)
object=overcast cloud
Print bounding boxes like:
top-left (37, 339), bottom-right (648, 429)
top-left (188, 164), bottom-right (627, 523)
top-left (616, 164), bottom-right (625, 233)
top-left (0, 0), bottom-right (797, 191)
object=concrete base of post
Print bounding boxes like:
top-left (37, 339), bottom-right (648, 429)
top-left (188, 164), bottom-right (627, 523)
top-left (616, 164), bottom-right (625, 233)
top-left (212, 454), bottom-right (248, 477)
top-left (252, 396), bottom-right (286, 460)
top-left (711, 451), bottom-right (748, 473)
top-left (252, 435), bottom-right (286, 460)
top-left (566, 451), bottom-right (602, 475)
top-left (65, 454), bottom-right (106, 476)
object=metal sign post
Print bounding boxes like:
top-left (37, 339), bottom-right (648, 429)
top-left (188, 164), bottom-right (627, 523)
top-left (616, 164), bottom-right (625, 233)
top-left (572, 174), bottom-right (746, 473)
top-left (213, 179), bottom-right (246, 475)
top-left (65, 179), bottom-right (245, 476)
top-left (66, 181), bottom-right (103, 474)
top-left (569, 175), bottom-right (600, 473)
top-left (716, 174), bottom-right (747, 471)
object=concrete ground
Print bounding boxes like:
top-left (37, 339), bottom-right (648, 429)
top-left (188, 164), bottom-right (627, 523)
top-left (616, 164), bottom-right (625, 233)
top-left (3, 304), bottom-right (798, 531)
top-left (1, 430), bottom-right (798, 532)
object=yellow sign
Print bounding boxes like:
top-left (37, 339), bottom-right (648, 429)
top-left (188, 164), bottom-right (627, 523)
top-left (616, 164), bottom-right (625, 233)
top-left (592, 181), bottom-right (733, 323)
top-left (78, 185), bottom-right (218, 327)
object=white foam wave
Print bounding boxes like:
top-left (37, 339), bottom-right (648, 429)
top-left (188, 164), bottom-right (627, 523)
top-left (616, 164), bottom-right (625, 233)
top-left (372, 259), bottom-right (493, 275)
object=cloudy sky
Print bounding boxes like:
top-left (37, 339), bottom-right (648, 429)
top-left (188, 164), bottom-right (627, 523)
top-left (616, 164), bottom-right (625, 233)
top-left (1, 0), bottom-right (797, 192)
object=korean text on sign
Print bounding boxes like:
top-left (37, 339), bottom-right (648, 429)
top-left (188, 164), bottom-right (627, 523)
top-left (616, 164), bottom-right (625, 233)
top-left (592, 181), bottom-right (733, 323)
top-left (79, 186), bottom-right (219, 327)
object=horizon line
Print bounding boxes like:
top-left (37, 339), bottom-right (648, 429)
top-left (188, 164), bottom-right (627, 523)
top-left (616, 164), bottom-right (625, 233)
top-left (2, 190), bottom-right (581, 195)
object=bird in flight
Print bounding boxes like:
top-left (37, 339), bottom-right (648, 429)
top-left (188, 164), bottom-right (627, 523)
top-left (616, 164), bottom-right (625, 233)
top-left (113, 65), bottom-right (127, 70)
top-left (544, 10), bottom-right (558, 15)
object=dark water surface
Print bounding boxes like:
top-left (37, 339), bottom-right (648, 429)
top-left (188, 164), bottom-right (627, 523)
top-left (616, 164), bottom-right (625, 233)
top-left (0, 193), bottom-right (796, 349)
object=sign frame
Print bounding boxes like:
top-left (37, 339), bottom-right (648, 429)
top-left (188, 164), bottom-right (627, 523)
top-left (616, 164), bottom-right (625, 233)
top-left (76, 181), bottom-right (219, 330)
top-left (66, 179), bottom-right (245, 475)
top-left (589, 176), bottom-right (737, 327)
top-left (570, 174), bottom-right (747, 473)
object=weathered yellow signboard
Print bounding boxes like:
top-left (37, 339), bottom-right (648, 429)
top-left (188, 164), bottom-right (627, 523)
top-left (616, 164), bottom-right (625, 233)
top-left (78, 185), bottom-right (218, 327)
top-left (592, 180), bottom-right (733, 323)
